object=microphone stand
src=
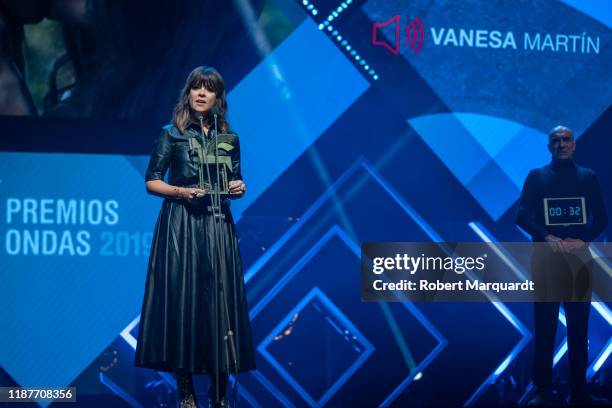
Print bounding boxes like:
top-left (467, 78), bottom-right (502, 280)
top-left (199, 113), bottom-right (239, 406)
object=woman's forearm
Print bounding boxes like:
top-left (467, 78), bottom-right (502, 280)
top-left (145, 180), bottom-right (187, 199)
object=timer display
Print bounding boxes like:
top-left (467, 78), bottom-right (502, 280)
top-left (544, 197), bottom-right (586, 226)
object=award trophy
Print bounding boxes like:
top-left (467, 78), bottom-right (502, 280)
top-left (189, 135), bottom-right (234, 197)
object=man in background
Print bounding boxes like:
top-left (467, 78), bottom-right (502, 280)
top-left (517, 125), bottom-right (608, 406)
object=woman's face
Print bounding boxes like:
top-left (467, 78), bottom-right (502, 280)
top-left (189, 84), bottom-right (217, 114)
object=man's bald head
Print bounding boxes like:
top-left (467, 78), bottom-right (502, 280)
top-left (548, 125), bottom-right (574, 141)
top-left (548, 125), bottom-right (575, 160)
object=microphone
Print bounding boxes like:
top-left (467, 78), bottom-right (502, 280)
top-left (195, 114), bottom-right (207, 152)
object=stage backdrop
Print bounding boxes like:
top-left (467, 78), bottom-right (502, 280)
top-left (0, 0), bottom-right (610, 407)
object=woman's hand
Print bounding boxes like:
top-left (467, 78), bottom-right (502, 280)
top-left (228, 180), bottom-right (246, 197)
top-left (178, 187), bottom-right (207, 203)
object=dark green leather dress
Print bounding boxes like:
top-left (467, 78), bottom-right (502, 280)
top-left (135, 123), bottom-right (256, 374)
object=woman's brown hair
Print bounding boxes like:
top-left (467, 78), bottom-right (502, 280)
top-left (172, 66), bottom-right (229, 133)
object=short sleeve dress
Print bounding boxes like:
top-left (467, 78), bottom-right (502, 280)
top-left (134, 123), bottom-right (256, 374)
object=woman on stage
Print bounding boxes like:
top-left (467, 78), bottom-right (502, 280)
top-left (135, 66), bottom-right (255, 408)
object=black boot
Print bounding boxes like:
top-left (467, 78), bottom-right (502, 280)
top-left (526, 387), bottom-right (561, 406)
top-left (208, 373), bottom-right (229, 408)
top-left (208, 398), bottom-right (228, 408)
top-left (174, 372), bottom-right (198, 408)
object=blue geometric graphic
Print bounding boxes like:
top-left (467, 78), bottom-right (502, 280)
top-left (258, 286), bottom-right (374, 407)
top-left (409, 113), bottom-right (549, 220)
top-left (246, 155), bottom-right (540, 405)
top-left (466, 222), bottom-right (533, 405)
top-left (0, 152), bottom-right (158, 406)
top-left (470, 222), bottom-right (612, 404)
top-left (248, 222), bottom-right (446, 407)
top-left (560, 0), bottom-right (612, 27)
top-left (364, 0), bottom-right (612, 137)
top-left (229, 17), bottom-right (370, 220)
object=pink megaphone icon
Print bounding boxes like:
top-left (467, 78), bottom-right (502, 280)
top-left (372, 15), bottom-right (400, 55)
top-left (372, 15), bottom-right (425, 55)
